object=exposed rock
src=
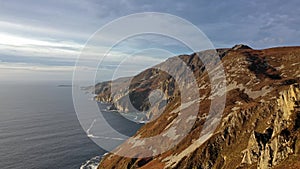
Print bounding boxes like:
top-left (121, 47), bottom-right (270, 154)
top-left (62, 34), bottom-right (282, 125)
top-left (240, 84), bottom-right (300, 168)
top-left (232, 44), bottom-right (252, 50)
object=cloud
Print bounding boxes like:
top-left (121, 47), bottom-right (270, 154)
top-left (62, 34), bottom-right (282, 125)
top-left (0, 32), bottom-right (82, 50)
top-left (0, 62), bottom-right (73, 71)
top-left (1, 0), bottom-right (298, 49)
top-left (0, 32), bottom-right (83, 63)
top-left (0, 0), bottom-right (299, 82)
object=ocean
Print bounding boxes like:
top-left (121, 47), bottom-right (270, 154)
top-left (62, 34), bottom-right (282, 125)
top-left (0, 82), bottom-right (142, 169)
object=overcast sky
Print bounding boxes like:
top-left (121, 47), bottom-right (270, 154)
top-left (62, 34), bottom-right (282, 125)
top-left (0, 0), bottom-right (299, 83)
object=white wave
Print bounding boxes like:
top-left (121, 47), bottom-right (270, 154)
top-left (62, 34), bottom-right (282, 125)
top-left (86, 119), bottom-right (97, 135)
top-left (87, 134), bottom-right (125, 141)
top-left (80, 156), bottom-right (101, 169)
top-left (137, 120), bottom-right (149, 124)
top-left (86, 119), bottom-right (125, 141)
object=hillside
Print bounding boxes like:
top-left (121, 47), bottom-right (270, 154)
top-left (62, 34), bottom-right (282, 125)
top-left (95, 45), bottom-right (300, 169)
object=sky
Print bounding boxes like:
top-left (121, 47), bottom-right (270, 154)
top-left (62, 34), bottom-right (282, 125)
top-left (0, 0), bottom-right (299, 83)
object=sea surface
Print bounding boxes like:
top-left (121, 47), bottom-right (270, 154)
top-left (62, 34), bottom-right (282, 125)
top-left (0, 82), bottom-right (142, 169)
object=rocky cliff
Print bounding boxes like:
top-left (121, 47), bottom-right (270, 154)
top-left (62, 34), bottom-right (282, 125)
top-left (96, 45), bottom-right (300, 169)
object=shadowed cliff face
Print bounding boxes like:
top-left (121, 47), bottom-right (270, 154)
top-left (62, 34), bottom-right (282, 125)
top-left (94, 51), bottom-right (210, 120)
top-left (96, 45), bottom-right (300, 169)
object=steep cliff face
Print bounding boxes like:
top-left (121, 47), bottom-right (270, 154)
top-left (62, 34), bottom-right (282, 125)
top-left (96, 46), bottom-right (300, 169)
top-left (94, 50), bottom-right (213, 120)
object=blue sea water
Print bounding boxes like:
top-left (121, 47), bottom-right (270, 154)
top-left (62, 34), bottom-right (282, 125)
top-left (0, 82), bottom-right (141, 169)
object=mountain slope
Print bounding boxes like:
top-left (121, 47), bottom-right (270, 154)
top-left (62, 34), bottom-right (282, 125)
top-left (96, 45), bottom-right (300, 169)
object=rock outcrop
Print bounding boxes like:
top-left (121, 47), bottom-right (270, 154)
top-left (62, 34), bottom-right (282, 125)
top-left (96, 45), bottom-right (300, 169)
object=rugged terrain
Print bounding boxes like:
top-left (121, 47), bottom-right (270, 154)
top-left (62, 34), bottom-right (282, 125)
top-left (95, 45), bottom-right (300, 169)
